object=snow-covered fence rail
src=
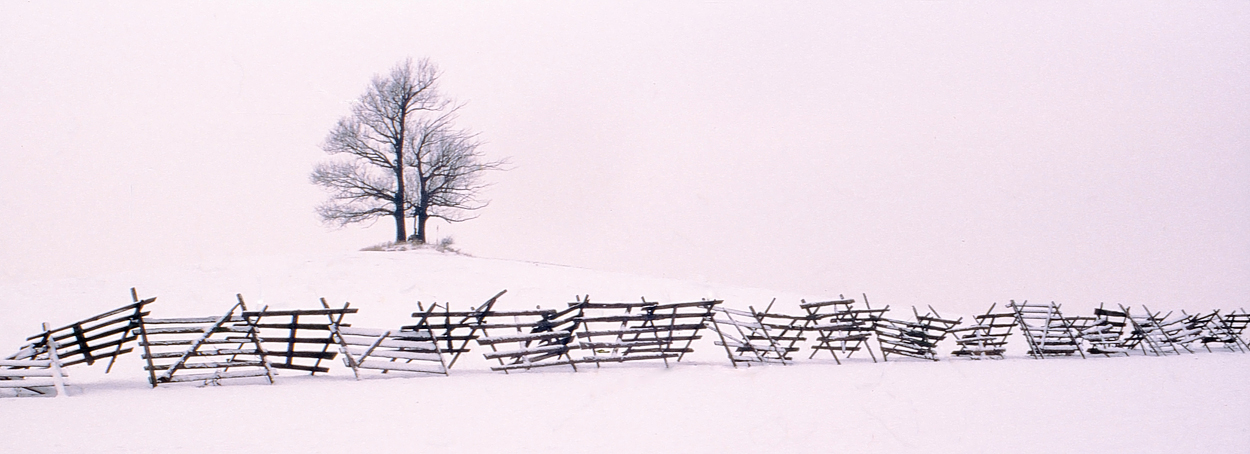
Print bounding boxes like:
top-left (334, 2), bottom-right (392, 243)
top-left (573, 298), bottom-right (718, 367)
top-left (1, 323), bottom-right (69, 397)
top-left (139, 298), bottom-right (273, 387)
top-left (329, 321), bottom-right (448, 378)
top-left (1073, 306), bottom-right (1132, 357)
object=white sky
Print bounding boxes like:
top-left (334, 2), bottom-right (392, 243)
top-left (1, 2), bottom-right (1247, 309)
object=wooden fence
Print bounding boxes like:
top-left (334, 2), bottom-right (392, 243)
top-left (4, 288), bottom-right (1249, 396)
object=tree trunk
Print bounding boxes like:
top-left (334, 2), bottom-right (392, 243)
top-left (393, 210), bottom-right (407, 243)
top-left (393, 138), bottom-right (406, 243)
top-left (413, 211), bottom-right (428, 244)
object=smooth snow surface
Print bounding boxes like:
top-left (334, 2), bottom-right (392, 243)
top-left (1, 251), bottom-right (1246, 453)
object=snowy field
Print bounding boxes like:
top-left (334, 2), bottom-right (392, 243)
top-left (1, 250), bottom-right (1246, 453)
top-left (3, 3), bottom-right (1247, 453)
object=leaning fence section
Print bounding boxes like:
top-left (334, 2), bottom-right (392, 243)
top-left (404, 290), bottom-right (509, 369)
top-left (574, 298), bottom-right (718, 368)
top-left (1122, 305), bottom-right (1188, 356)
top-left (330, 322), bottom-right (448, 378)
top-left (239, 300), bottom-right (357, 375)
top-left (876, 307), bottom-right (961, 361)
top-left (478, 305), bottom-right (584, 372)
top-left (138, 299), bottom-right (273, 387)
top-left (19, 294), bottom-right (153, 372)
top-left (3, 291), bottom-right (155, 397)
top-left (750, 303), bottom-right (812, 363)
top-left (1202, 309), bottom-right (1248, 353)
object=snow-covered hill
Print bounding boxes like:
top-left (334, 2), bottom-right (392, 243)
top-left (0, 250), bottom-right (1246, 453)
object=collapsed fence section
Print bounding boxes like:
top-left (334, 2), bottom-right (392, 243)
top-left (876, 307), bottom-right (961, 361)
top-left (1074, 306), bottom-right (1132, 357)
top-left (1122, 305), bottom-right (1189, 356)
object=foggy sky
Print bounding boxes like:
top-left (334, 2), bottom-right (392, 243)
top-left (2, 2), bottom-right (1247, 310)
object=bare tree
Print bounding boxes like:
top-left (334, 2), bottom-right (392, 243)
top-left (312, 58), bottom-right (503, 244)
top-left (311, 58), bottom-right (446, 243)
top-left (404, 121), bottom-right (505, 243)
